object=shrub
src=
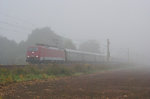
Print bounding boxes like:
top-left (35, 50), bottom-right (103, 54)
top-left (0, 63), bottom-right (117, 84)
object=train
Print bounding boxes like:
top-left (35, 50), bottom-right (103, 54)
top-left (26, 44), bottom-right (106, 64)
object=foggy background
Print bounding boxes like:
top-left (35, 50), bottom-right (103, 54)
top-left (0, 0), bottom-right (150, 64)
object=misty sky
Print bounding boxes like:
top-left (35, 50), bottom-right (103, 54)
top-left (0, 0), bottom-right (150, 62)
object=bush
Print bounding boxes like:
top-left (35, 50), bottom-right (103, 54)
top-left (0, 63), bottom-right (116, 84)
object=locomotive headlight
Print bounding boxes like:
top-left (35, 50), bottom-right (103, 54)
top-left (36, 55), bottom-right (39, 58)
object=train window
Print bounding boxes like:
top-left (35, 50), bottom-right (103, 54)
top-left (28, 48), bottom-right (38, 52)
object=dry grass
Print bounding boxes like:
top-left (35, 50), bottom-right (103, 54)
top-left (0, 63), bottom-right (125, 85)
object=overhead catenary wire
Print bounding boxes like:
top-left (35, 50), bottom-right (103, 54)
top-left (0, 21), bottom-right (33, 30)
top-left (0, 12), bottom-right (37, 27)
top-left (0, 13), bottom-right (38, 36)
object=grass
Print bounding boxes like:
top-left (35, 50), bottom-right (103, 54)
top-left (0, 63), bottom-right (125, 85)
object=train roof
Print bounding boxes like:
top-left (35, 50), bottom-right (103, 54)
top-left (28, 45), bottom-right (63, 51)
top-left (65, 49), bottom-right (105, 56)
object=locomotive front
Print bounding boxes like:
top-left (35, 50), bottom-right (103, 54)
top-left (26, 46), bottom-right (40, 63)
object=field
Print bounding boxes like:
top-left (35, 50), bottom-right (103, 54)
top-left (0, 64), bottom-right (150, 99)
top-left (0, 63), bottom-right (120, 85)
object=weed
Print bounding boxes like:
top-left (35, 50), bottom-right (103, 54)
top-left (0, 63), bottom-right (119, 84)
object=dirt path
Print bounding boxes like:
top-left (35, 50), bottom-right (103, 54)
top-left (1, 67), bottom-right (150, 99)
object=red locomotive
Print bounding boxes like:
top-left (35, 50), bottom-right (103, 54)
top-left (26, 44), bottom-right (65, 63)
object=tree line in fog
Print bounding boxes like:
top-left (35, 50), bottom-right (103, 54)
top-left (0, 27), bottom-right (100, 65)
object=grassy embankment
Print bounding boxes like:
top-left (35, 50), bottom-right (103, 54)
top-left (0, 63), bottom-right (125, 85)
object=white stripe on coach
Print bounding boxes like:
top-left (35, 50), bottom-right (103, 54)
top-left (40, 57), bottom-right (65, 61)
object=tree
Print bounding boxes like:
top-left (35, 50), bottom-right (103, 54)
top-left (0, 36), bottom-right (18, 64)
top-left (79, 40), bottom-right (100, 53)
top-left (63, 39), bottom-right (76, 49)
top-left (26, 27), bottom-right (64, 48)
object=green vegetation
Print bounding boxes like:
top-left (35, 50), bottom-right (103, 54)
top-left (0, 64), bottom-right (118, 85)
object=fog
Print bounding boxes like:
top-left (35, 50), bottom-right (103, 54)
top-left (0, 0), bottom-right (150, 64)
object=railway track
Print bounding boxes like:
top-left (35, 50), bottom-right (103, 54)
top-left (0, 65), bottom-right (26, 68)
top-left (0, 62), bottom-right (128, 69)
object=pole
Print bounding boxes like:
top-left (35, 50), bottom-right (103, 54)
top-left (128, 48), bottom-right (130, 63)
top-left (107, 39), bottom-right (110, 62)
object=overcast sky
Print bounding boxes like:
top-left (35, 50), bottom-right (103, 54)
top-left (0, 0), bottom-right (150, 62)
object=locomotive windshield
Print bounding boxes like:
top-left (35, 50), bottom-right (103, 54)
top-left (28, 47), bottom-right (38, 52)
